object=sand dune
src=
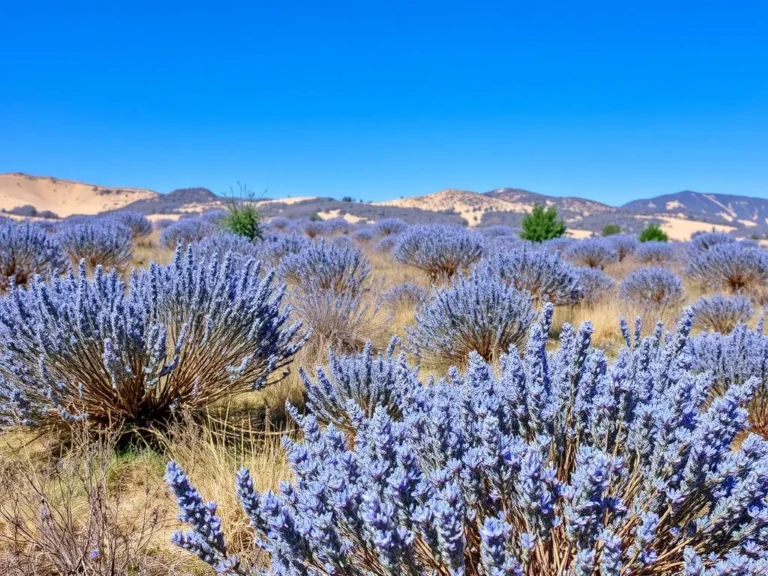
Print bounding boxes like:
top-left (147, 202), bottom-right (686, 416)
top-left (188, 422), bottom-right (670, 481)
top-left (0, 173), bottom-right (158, 217)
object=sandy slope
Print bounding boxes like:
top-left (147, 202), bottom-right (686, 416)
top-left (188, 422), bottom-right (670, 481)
top-left (0, 173), bottom-right (158, 217)
top-left (375, 189), bottom-right (528, 227)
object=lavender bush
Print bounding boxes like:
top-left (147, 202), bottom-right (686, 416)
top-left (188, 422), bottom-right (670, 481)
top-left (380, 282), bottom-right (428, 313)
top-left (608, 235), bottom-right (638, 261)
top-left (474, 247), bottom-right (582, 305)
top-left (290, 284), bottom-right (377, 355)
top-left (542, 236), bottom-right (574, 254)
top-left (0, 221), bottom-right (67, 291)
top-left (168, 307), bottom-right (768, 574)
top-left (0, 247), bottom-right (304, 433)
top-left (267, 217), bottom-right (291, 232)
top-left (576, 267), bottom-right (616, 306)
top-left (393, 224), bottom-right (485, 280)
top-left (279, 239), bottom-right (370, 295)
top-left (57, 220), bottom-right (134, 272)
top-left (190, 232), bottom-right (262, 264)
top-left (111, 211), bottom-right (153, 240)
top-left (373, 218), bottom-right (408, 237)
top-left (635, 241), bottom-right (675, 265)
top-left (374, 235), bottom-right (399, 254)
top-left (620, 267), bottom-right (683, 309)
top-left (301, 220), bottom-right (327, 238)
top-left (258, 233), bottom-right (311, 266)
top-left (689, 231), bottom-right (736, 253)
top-left (478, 225), bottom-right (515, 238)
top-left (159, 218), bottom-right (216, 249)
top-left (351, 227), bottom-right (376, 244)
top-left (686, 243), bottom-right (768, 293)
top-left (690, 321), bottom-right (768, 434)
top-left (408, 273), bottom-right (534, 366)
top-left (566, 238), bottom-right (619, 269)
top-left (302, 339), bottom-right (406, 433)
top-left (692, 294), bottom-right (754, 333)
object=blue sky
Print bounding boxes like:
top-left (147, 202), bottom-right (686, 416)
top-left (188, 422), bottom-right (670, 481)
top-left (2, 1), bottom-right (767, 205)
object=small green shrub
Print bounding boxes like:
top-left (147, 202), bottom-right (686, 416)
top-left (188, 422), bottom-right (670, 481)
top-left (220, 185), bottom-right (264, 241)
top-left (602, 223), bottom-right (621, 236)
top-left (638, 223), bottom-right (668, 242)
top-left (519, 203), bottom-right (566, 242)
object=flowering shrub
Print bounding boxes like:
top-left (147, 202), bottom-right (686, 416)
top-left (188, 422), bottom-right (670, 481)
top-left (475, 247), bottom-right (582, 305)
top-left (159, 218), bottom-right (216, 249)
top-left (541, 236), bottom-right (574, 254)
top-left (302, 339), bottom-right (407, 433)
top-left (57, 220), bottom-right (134, 272)
top-left (201, 210), bottom-right (228, 224)
top-left (290, 284), bottom-right (377, 355)
top-left (324, 218), bottom-right (352, 235)
top-left (301, 220), bottom-right (327, 238)
top-left (279, 239), bottom-right (370, 295)
top-left (690, 322), bottom-right (768, 434)
top-left (168, 307), bottom-right (768, 574)
top-left (0, 221), bottom-right (67, 291)
top-left (575, 267), bottom-right (616, 306)
top-left (373, 218), bottom-right (408, 236)
top-left (351, 227), bottom-right (375, 244)
top-left (566, 238), bottom-right (619, 269)
top-left (478, 225), bottom-right (515, 238)
top-left (380, 282), bottom-right (428, 312)
top-left (0, 248), bottom-right (304, 433)
top-left (374, 235), bottom-right (399, 254)
top-left (689, 231), bottom-right (736, 253)
top-left (189, 232), bottom-right (262, 264)
top-left (635, 241), bottom-right (675, 265)
top-left (686, 243), bottom-right (768, 293)
top-left (620, 267), bottom-right (683, 308)
top-left (267, 217), bottom-right (291, 231)
top-left (692, 294), bottom-right (753, 333)
top-left (393, 224), bottom-right (485, 280)
top-left (258, 233), bottom-right (311, 266)
top-left (408, 273), bottom-right (534, 365)
top-left (111, 212), bottom-right (153, 239)
top-left (608, 234), bottom-right (638, 261)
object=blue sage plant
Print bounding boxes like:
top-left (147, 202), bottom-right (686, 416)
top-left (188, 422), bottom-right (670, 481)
top-left (301, 220), bottom-right (327, 238)
top-left (0, 247), bottom-right (304, 433)
top-left (258, 233), bottom-right (312, 266)
top-left (689, 231), bottom-right (737, 253)
top-left (686, 243), bottom-right (768, 294)
top-left (168, 306), bottom-right (768, 574)
top-left (267, 217), bottom-right (291, 232)
top-left (608, 234), bottom-right (638, 261)
top-left (635, 241), bottom-right (675, 266)
top-left (541, 236), bottom-right (574, 255)
top-left (279, 239), bottom-right (370, 296)
top-left (393, 224), bottom-right (485, 280)
top-left (57, 219), bottom-right (134, 272)
top-left (380, 282), bottom-right (428, 313)
top-left (0, 220), bottom-right (67, 291)
top-left (477, 225), bottom-right (515, 238)
top-left (373, 218), bottom-right (408, 237)
top-left (474, 247), bottom-right (582, 305)
top-left (408, 273), bottom-right (535, 366)
top-left (374, 234), bottom-right (399, 254)
top-left (575, 267), bottom-right (616, 306)
top-left (620, 266), bottom-right (683, 310)
top-left (301, 338), bottom-right (407, 433)
top-left (566, 238), bottom-right (619, 269)
top-left (351, 227), bottom-right (376, 244)
top-left (159, 218), bottom-right (216, 250)
top-left (111, 211), bottom-right (153, 240)
top-left (189, 232), bottom-right (263, 264)
top-left (691, 294), bottom-right (754, 334)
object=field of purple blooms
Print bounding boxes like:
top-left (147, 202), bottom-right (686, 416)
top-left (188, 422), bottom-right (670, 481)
top-left (1, 214), bottom-right (768, 574)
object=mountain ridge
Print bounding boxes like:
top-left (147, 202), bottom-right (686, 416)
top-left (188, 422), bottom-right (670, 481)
top-left (1, 172), bottom-right (766, 239)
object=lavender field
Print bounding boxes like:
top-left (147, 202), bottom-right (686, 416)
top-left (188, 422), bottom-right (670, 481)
top-left (1, 212), bottom-right (768, 575)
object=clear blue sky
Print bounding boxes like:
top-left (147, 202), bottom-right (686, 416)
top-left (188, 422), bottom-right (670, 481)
top-left (2, 1), bottom-right (767, 205)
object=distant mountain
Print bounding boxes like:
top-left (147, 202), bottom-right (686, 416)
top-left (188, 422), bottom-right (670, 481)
top-left (2, 172), bottom-right (767, 240)
top-left (622, 191), bottom-right (768, 229)
top-left (0, 173), bottom-right (157, 217)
